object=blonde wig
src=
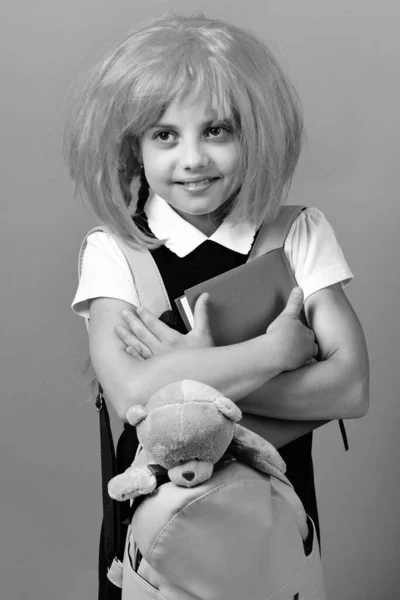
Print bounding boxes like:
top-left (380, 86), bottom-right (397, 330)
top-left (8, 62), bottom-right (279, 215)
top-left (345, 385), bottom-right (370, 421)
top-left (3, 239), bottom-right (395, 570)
top-left (64, 12), bottom-right (303, 246)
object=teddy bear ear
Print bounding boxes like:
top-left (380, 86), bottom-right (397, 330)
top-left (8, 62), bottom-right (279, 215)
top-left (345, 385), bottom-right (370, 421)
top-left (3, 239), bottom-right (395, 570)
top-left (214, 397), bottom-right (242, 422)
top-left (126, 405), bottom-right (148, 426)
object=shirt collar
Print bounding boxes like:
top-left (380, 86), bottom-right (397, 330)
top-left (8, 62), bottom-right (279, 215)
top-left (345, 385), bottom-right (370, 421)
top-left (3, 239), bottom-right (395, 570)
top-left (145, 194), bottom-right (257, 258)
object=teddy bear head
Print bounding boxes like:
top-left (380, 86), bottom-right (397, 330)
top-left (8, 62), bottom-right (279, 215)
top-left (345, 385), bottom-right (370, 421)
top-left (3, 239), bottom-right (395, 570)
top-left (127, 380), bottom-right (242, 486)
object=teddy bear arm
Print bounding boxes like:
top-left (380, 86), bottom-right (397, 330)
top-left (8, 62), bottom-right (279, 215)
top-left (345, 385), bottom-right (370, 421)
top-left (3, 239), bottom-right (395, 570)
top-left (108, 465), bottom-right (157, 502)
top-left (230, 424), bottom-right (287, 481)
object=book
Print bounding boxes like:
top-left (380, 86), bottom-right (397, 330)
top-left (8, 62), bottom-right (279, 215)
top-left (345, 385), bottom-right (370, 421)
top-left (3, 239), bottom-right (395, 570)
top-left (174, 248), bottom-right (301, 346)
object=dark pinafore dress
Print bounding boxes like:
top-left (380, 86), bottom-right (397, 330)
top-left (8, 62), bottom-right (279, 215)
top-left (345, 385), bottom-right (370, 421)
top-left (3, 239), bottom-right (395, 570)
top-left (98, 217), bottom-right (320, 599)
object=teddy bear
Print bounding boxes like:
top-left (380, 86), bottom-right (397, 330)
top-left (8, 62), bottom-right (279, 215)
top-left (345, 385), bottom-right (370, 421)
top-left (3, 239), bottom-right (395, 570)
top-left (108, 379), bottom-right (287, 502)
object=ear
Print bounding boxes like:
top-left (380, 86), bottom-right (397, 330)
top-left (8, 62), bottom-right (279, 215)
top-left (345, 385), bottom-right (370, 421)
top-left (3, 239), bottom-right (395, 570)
top-left (214, 397), bottom-right (242, 423)
top-left (231, 424), bottom-right (287, 480)
top-left (126, 405), bottom-right (148, 426)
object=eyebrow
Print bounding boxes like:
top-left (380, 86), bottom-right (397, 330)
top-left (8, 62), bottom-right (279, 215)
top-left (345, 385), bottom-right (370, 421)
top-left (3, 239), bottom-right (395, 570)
top-left (149, 118), bottom-right (232, 130)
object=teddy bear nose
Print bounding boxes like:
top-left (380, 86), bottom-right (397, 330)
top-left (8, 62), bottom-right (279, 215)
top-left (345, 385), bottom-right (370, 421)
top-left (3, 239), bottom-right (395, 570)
top-left (182, 471), bottom-right (195, 481)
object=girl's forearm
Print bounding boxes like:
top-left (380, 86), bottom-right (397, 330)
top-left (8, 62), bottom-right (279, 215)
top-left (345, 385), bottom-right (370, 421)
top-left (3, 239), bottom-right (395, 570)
top-left (99, 335), bottom-right (283, 420)
top-left (239, 413), bottom-right (328, 449)
top-left (90, 286), bottom-right (316, 420)
top-left (238, 357), bottom-right (369, 421)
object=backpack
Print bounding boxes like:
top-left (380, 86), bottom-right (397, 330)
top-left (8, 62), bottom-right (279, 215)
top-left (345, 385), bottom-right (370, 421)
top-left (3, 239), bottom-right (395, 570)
top-left (79, 205), bottom-right (329, 599)
top-left (122, 452), bottom-right (325, 600)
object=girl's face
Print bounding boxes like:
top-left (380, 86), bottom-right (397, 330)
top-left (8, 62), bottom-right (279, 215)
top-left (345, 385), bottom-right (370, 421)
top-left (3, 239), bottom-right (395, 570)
top-left (140, 95), bottom-right (241, 235)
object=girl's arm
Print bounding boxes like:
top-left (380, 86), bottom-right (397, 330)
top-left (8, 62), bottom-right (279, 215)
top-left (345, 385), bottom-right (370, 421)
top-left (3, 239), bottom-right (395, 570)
top-left (236, 414), bottom-right (328, 449)
top-left (238, 283), bottom-right (370, 421)
top-left (88, 289), bottom-right (317, 420)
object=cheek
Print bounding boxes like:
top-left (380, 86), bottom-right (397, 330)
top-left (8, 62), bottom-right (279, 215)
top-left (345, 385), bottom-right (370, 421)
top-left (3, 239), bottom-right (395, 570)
top-left (218, 143), bottom-right (241, 175)
top-left (143, 152), bottom-right (171, 185)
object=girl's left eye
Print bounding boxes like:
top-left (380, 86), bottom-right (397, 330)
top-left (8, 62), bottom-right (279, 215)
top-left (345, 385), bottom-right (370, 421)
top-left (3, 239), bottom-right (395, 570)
top-left (207, 126), bottom-right (226, 138)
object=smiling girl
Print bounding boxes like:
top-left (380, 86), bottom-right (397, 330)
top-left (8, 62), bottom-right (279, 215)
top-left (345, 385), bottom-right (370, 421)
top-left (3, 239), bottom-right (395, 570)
top-left (65, 12), bottom-right (369, 598)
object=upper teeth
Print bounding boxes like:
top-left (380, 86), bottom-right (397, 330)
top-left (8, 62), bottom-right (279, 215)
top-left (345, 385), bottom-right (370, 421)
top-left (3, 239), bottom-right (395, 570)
top-left (181, 179), bottom-right (212, 187)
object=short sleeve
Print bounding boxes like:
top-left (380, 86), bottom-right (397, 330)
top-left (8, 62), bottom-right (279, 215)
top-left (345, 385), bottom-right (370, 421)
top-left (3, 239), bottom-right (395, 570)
top-left (284, 207), bottom-right (353, 300)
top-left (71, 232), bottom-right (140, 319)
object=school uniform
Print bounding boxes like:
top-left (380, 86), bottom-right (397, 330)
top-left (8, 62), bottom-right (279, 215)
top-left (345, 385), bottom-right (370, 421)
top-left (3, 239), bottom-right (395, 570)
top-left (73, 193), bottom-right (353, 597)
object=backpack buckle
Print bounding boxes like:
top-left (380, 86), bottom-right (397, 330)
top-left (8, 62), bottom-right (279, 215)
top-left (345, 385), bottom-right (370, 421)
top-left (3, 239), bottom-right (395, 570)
top-left (95, 389), bottom-right (104, 412)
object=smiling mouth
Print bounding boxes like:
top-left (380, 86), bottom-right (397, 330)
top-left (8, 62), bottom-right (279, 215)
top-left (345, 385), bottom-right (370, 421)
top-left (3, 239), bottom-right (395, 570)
top-left (176, 177), bottom-right (219, 189)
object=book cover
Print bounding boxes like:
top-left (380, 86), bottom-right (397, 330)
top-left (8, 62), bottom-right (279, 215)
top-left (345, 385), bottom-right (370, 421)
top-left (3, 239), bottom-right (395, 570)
top-left (174, 248), bottom-right (300, 346)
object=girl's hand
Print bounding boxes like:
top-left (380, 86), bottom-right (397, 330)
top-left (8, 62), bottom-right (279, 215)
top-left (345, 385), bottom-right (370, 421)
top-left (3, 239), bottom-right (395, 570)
top-left (267, 287), bottom-right (318, 372)
top-left (115, 293), bottom-right (214, 360)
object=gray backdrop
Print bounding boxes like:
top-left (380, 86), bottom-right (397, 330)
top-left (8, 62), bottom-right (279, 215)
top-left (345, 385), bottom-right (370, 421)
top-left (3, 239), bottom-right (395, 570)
top-left (1, 1), bottom-right (399, 598)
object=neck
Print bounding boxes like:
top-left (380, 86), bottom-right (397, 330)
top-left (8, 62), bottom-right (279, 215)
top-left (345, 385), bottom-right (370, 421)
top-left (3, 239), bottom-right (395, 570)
top-left (172, 209), bottom-right (221, 237)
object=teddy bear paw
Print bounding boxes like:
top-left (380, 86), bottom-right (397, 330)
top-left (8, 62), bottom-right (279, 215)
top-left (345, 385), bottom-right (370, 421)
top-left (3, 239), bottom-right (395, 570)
top-left (108, 466), bottom-right (157, 502)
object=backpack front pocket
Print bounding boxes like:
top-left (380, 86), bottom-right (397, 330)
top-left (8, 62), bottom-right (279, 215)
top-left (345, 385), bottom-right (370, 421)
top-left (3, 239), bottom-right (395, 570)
top-left (264, 518), bottom-right (326, 600)
top-left (122, 536), bottom-right (161, 600)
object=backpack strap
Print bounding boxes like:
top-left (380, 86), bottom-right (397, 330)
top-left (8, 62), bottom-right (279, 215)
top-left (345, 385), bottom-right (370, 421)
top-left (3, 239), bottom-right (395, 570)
top-left (79, 227), bottom-right (171, 316)
top-left (248, 205), bottom-right (306, 260)
top-left (78, 226), bottom-right (108, 279)
top-left (79, 228), bottom-right (194, 576)
top-left (114, 237), bottom-right (171, 316)
top-left (78, 227), bottom-right (172, 581)
top-left (248, 206), bottom-right (349, 452)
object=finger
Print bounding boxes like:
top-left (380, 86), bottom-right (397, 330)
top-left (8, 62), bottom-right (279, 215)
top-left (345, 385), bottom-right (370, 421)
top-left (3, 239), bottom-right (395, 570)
top-left (130, 306), bottom-right (179, 344)
top-left (120, 308), bottom-right (141, 333)
top-left (125, 346), bottom-right (145, 361)
top-left (192, 293), bottom-right (211, 334)
top-left (125, 342), bottom-right (152, 360)
top-left (280, 287), bottom-right (304, 319)
top-left (313, 342), bottom-right (319, 357)
top-left (115, 324), bottom-right (140, 348)
top-left (306, 327), bottom-right (316, 340)
top-left (115, 321), bottom-right (154, 358)
top-left (304, 357), bottom-right (317, 365)
top-left (121, 308), bottom-right (161, 348)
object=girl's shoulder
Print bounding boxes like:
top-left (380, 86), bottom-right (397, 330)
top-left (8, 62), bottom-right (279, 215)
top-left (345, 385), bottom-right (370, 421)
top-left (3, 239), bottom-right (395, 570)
top-left (286, 206), bottom-right (339, 251)
top-left (72, 229), bottom-right (139, 318)
top-left (285, 206), bottom-right (353, 300)
top-left (291, 205), bottom-right (329, 232)
top-left (77, 228), bottom-right (130, 279)
top-left (83, 228), bottom-right (124, 257)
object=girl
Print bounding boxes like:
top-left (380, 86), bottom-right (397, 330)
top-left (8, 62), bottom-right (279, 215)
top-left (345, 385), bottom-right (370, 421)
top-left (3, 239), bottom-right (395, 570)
top-left (66, 11), bottom-right (369, 597)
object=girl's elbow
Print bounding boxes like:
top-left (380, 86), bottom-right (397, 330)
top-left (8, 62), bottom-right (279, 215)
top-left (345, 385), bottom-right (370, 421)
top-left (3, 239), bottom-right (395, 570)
top-left (114, 401), bottom-right (130, 422)
top-left (105, 384), bottom-right (148, 422)
top-left (96, 362), bottom-right (156, 421)
top-left (104, 392), bottom-right (130, 422)
top-left (345, 376), bottom-right (370, 419)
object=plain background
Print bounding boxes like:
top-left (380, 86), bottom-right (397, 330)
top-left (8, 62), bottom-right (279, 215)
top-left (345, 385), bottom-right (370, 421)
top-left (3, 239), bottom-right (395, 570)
top-left (1, 1), bottom-right (399, 598)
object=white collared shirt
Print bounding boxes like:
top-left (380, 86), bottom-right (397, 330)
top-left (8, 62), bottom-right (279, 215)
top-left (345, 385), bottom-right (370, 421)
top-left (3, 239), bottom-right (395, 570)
top-left (72, 194), bottom-right (353, 318)
top-left (146, 194), bottom-right (257, 257)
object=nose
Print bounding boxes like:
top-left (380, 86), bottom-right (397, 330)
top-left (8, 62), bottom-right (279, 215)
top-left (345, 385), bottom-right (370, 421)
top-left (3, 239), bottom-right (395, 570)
top-left (180, 139), bottom-right (209, 170)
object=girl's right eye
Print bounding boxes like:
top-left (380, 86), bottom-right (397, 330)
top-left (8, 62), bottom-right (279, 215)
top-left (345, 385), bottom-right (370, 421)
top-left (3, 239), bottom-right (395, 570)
top-left (153, 131), bottom-right (176, 143)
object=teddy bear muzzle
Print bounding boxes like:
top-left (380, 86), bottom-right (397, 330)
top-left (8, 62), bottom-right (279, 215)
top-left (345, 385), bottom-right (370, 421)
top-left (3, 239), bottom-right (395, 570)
top-left (168, 460), bottom-right (214, 488)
